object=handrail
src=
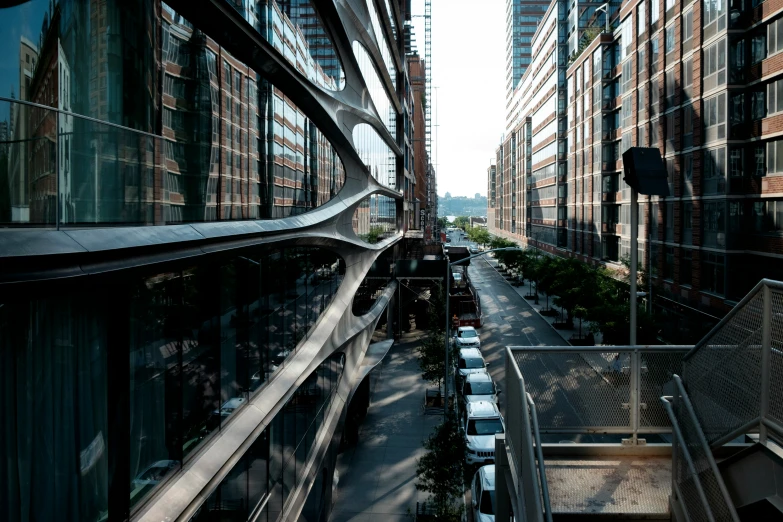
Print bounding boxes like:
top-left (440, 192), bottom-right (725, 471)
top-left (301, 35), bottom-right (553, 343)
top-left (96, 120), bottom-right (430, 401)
top-left (0, 95), bottom-right (162, 139)
top-left (509, 345), bottom-right (692, 353)
top-left (660, 395), bottom-right (718, 522)
top-left (685, 278), bottom-right (783, 361)
top-left (660, 375), bottom-right (741, 522)
top-left (673, 375), bottom-right (740, 521)
top-left (527, 392), bottom-right (553, 522)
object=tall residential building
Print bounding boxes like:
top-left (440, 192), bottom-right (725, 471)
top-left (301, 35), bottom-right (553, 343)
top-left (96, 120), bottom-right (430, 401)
top-left (491, 0), bottom-right (783, 336)
top-left (504, 0), bottom-right (552, 116)
top-left (0, 1), bottom-right (405, 521)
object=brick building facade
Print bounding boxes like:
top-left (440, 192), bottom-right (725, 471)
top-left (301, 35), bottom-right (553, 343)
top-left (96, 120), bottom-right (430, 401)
top-left (491, 0), bottom-right (783, 320)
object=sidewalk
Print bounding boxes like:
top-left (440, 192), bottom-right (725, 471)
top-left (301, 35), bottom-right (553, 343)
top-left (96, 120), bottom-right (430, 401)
top-left (484, 257), bottom-right (603, 345)
top-left (330, 330), bottom-right (440, 522)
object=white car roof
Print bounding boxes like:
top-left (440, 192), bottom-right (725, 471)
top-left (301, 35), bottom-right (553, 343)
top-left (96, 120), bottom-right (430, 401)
top-left (458, 326), bottom-right (476, 333)
top-left (467, 400), bottom-right (501, 419)
top-left (459, 347), bottom-right (482, 358)
top-left (465, 371), bottom-right (492, 383)
top-left (477, 465), bottom-right (496, 491)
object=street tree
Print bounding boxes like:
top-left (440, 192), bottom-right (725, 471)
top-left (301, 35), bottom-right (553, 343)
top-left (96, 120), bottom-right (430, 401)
top-left (467, 227), bottom-right (490, 247)
top-left (415, 413), bottom-right (468, 521)
top-left (453, 216), bottom-right (470, 230)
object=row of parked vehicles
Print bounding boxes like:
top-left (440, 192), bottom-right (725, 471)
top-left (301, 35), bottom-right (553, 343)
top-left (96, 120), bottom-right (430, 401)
top-left (453, 326), bottom-right (500, 521)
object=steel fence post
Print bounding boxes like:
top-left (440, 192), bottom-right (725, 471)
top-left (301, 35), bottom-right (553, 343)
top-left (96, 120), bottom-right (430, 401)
top-left (631, 349), bottom-right (640, 444)
top-left (760, 284), bottom-right (772, 443)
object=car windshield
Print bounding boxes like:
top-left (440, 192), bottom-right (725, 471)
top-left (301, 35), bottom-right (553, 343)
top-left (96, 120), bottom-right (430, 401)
top-left (460, 357), bottom-right (484, 369)
top-left (467, 419), bottom-right (504, 436)
top-left (459, 330), bottom-right (477, 338)
top-left (465, 382), bottom-right (494, 395)
top-left (480, 490), bottom-right (496, 515)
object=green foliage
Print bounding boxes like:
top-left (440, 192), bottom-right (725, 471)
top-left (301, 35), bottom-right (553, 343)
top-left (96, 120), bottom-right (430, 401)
top-left (453, 216), bottom-right (470, 230)
top-left (415, 413), bottom-right (468, 521)
top-left (466, 227), bottom-right (490, 246)
top-left (437, 216), bottom-right (449, 229)
top-left (417, 332), bottom-right (449, 387)
top-left (362, 226), bottom-right (386, 244)
top-left (568, 26), bottom-right (603, 64)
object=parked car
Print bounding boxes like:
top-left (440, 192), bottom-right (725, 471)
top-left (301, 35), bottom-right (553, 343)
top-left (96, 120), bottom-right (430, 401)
top-left (457, 347), bottom-right (487, 386)
top-left (463, 400), bottom-right (505, 465)
top-left (454, 326), bottom-right (480, 349)
top-left (469, 245), bottom-right (479, 254)
top-left (462, 371), bottom-right (498, 404)
top-left (453, 272), bottom-right (463, 286)
top-left (471, 464), bottom-right (496, 522)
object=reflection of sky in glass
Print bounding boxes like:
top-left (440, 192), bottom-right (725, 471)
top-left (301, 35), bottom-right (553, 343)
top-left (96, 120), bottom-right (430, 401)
top-left (352, 42), bottom-right (396, 137)
top-left (353, 123), bottom-right (396, 190)
top-left (367, 0), bottom-right (396, 86)
top-left (0, 0), bottom-right (49, 121)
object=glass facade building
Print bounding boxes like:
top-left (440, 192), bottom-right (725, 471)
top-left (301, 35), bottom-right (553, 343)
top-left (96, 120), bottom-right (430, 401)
top-left (0, 1), bottom-right (404, 521)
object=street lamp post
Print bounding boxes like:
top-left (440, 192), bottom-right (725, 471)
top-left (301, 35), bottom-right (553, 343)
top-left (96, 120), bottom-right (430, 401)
top-left (442, 247), bottom-right (522, 414)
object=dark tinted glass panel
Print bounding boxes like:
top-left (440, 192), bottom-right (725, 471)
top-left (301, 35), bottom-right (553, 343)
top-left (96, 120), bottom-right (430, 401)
top-left (1, 296), bottom-right (109, 522)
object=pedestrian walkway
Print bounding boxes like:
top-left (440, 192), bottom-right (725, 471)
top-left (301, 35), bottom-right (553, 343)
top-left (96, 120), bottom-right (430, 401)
top-left (330, 330), bottom-right (440, 522)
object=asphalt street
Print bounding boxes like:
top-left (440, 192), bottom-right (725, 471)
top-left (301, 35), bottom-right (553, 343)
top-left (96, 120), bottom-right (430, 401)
top-left (449, 233), bottom-right (568, 416)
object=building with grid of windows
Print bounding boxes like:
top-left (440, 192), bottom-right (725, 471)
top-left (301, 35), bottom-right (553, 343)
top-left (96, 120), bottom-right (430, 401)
top-left (0, 1), bottom-right (409, 521)
top-left (491, 0), bottom-right (783, 327)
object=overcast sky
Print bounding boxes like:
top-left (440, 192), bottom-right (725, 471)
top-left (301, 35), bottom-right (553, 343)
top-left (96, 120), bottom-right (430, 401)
top-left (410, 0), bottom-right (505, 198)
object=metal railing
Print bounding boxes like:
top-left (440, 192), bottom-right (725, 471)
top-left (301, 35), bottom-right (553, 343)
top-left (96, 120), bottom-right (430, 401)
top-left (505, 347), bottom-right (553, 522)
top-left (661, 375), bottom-right (740, 522)
top-left (683, 279), bottom-right (783, 447)
top-left (509, 345), bottom-right (690, 442)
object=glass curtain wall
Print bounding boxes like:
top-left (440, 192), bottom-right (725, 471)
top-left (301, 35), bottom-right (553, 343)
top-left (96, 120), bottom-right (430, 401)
top-left (0, 245), bottom-right (344, 521)
top-left (352, 194), bottom-right (397, 243)
top-left (190, 353), bottom-right (345, 522)
top-left (0, 1), bottom-right (346, 226)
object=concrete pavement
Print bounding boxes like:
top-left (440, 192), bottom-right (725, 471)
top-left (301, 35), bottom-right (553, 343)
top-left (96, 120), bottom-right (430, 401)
top-left (330, 330), bottom-right (440, 522)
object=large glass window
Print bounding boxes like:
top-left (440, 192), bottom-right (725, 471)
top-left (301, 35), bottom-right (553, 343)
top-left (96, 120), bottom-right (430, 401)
top-left (753, 200), bottom-right (783, 234)
top-left (352, 42), bottom-right (396, 137)
top-left (0, 3), bottom-right (347, 227)
top-left (1, 297), bottom-right (109, 522)
top-left (638, 1), bottom-right (646, 35)
top-left (769, 18), bottom-right (783, 56)
top-left (191, 353), bottom-right (345, 522)
top-left (352, 194), bottom-right (398, 243)
top-left (767, 139), bottom-right (783, 175)
top-left (702, 253), bottom-right (725, 295)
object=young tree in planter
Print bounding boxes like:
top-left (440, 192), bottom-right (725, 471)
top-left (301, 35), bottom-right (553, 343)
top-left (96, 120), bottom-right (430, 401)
top-left (573, 305), bottom-right (588, 339)
top-left (416, 413), bottom-right (468, 521)
top-left (417, 331), bottom-right (449, 392)
top-left (551, 258), bottom-right (600, 327)
top-left (519, 250), bottom-right (538, 297)
top-left (537, 256), bottom-right (561, 314)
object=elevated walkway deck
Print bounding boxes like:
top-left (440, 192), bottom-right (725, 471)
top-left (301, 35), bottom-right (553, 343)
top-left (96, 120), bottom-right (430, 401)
top-left (545, 455), bottom-right (670, 519)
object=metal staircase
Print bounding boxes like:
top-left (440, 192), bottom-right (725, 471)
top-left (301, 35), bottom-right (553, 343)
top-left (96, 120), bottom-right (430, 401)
top-left (496, 279), bottom-right (783, 522)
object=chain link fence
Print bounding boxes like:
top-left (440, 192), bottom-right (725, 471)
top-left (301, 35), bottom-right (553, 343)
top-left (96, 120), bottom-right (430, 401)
top-left (510, 346), bottom-right (688, 436)
top-left (683, 280), bottom-right (783, 446)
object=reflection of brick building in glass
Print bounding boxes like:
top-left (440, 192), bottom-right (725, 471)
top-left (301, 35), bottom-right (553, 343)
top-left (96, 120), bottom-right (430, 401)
top-left (161, 1), bottom-right (344, 223)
